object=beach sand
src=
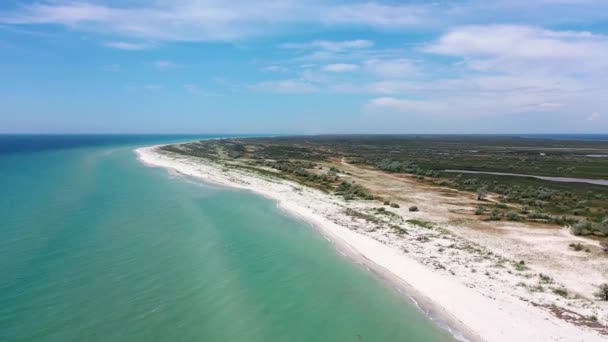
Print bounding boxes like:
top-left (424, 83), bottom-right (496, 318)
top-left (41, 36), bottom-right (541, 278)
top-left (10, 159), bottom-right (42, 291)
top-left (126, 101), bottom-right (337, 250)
top-left (136, 145), bottom-right (607, 342)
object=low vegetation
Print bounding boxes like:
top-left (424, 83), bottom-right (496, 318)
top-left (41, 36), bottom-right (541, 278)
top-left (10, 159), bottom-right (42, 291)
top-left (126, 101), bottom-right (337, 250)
top-left (406, 219), bottom-right (434, 229)
top-left (162, 135), bottom-right (608, 243)
top-left (597, 284), bottom-right (608, 301)
top-left (569, 243), bottom-right (584, 252)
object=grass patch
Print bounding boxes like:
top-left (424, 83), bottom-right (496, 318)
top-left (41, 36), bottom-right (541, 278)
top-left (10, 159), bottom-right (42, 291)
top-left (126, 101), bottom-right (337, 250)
top-left (514, 260), bottom-right (528, 271)
top-left (552, 287), bottom-right (568, 297)
top-left (406, 219), bottom-right (434, 229)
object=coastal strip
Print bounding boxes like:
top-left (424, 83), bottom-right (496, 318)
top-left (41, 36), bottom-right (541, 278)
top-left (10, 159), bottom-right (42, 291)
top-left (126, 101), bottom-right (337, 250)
top-left (136, 144), bottom-right (606, 342)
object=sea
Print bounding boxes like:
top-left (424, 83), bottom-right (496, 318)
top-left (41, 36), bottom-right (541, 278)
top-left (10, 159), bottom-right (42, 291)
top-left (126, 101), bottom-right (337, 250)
top-left (0, 135), bottom-right (452, 341)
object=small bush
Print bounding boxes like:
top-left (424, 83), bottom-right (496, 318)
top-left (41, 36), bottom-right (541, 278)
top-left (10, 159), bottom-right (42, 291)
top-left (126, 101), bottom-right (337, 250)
top-left (383, 200), bottom-right (390, 205)
top-left (597, 283), bottom-right (608, 301)
top-left (475, 206), bottom-right (485, 215)
top-left (390, 202), bottom-right (400, 208)
top-left (571, 221), bottom-right (592, 236)
top-left (514, 260), bottom-right (528, 271)
top-left (405, 219), bottom-right (433, 229)
top-left (528, 212), bottom-right (550, 220)
top-left (406, 219), bottom-right (434, 229)
top-left (477, 187), bottom-right (488, 201)
top-left (539, 273), bottom-right (554, 284)
top-left (409, 206), bottom-right (418, 212)
top-left (553, 287), bottom-right (568, 297)
top-left (569, 243), bottom-right (584, 251)
top-left (600, 240), bottom-right (608, 253)
top-left (488, 208), bottom-right (502, 221)
top-left (506, 211), bottom-right (521, 221)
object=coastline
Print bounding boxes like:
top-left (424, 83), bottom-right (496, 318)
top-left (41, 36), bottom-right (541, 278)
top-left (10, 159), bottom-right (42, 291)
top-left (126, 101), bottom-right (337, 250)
top-left (136, 144), bottom-right (606, 342)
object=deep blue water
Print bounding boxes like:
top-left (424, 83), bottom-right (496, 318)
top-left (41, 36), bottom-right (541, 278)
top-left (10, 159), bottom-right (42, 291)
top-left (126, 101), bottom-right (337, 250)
top-left (0, 134), bottom-right (239, 155)
top-left (517, 134), bottom-right (608, 141)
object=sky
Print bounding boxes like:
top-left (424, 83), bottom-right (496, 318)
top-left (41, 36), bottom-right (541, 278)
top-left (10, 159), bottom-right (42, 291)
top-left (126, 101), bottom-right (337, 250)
top-left (0, 0), bottom-right (607, 134)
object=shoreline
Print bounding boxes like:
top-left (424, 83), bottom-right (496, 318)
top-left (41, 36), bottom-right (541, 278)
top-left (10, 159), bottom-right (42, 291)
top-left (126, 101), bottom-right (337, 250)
top-left (136, 144), bottom-right (606, 342)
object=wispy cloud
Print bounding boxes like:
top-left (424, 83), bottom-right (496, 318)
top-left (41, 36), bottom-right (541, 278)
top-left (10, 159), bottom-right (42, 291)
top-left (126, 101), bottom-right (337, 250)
top-left (364, 59), bottom-right (417, 78)
top-left (183, 84), bottom-right (217, 96)
top-left (104, 41), bottom-right (149, 50)
top-left (2, 0), bottom-right (608, 130)
top-left (0, 1), bottom-right (421, 42)
top-left (281, 40), bottom-right (374, 51)
top-left (323, 63), bottom-right (359, 72)
top-left (423, 25), bottom-right (608, 73)
top-left (143, 84), bottom-right (163, 91)
top-left (262, 65), bottom-right (288, 72)
top-left (254, 80), bottom-right (317, 93)
top-left (152, 60), bottom-right (179, 71)
top-left (1, 1), bottom-right (607, 43)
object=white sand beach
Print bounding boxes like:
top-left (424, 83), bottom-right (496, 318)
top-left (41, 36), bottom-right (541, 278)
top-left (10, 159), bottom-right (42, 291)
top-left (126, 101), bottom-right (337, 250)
top-left (136, 145), bottom-right (607, 342)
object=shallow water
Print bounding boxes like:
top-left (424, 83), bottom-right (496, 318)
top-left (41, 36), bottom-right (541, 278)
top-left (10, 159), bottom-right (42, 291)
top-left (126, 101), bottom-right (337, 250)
top-left (444, 169), bottom-right (608, 186)
top-left (0, 135), bottom-right (451, 341)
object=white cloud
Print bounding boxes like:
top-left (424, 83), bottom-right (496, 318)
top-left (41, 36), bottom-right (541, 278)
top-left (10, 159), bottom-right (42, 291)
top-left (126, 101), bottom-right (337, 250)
top-left (352, 25), bottom-right (605, 118)
top-left (254, 80), bottom-right (317, 93)
top-left (424, 25), bottom-right (608, 74)
top-left (365, 84), bottom-right (603, 117)
top-left (0, 1), bottom-right (417, 42)
top-left (281, 40), bottom-right (373, 51)
top-left (3, 1), bottom-right (608, 126)
top-left (537, 102), bottom-right (562, 109)
top-left (299, 69), bottom-right (331, 83)
top-left (323, 63), bottom-right (359, 72)
top-left (2, 1), bottom-right (608, 43)
top-left (262, 65), bottom-right (288, 72)
top-left (143, 84), bottom-right (163, 91)
top-left (587, 112), bottom-right (600, 121)
top-left (367, 97), bottom-right (440, 114)
top-left (319, 3), bottom-right (428, 28)
top-left (183, 84), bottom-right (217, 96)
top-left (364, 59), bottom-right (417, 78)
top-left (152, 60), bottom-right (178, 71)
top-left (104, 41), bottom-right (149, 50)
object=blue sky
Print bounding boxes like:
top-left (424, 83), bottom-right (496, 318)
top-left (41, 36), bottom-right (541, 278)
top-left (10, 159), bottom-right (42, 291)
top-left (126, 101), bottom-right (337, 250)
top-left (0, 0), bottom-right (607, 134)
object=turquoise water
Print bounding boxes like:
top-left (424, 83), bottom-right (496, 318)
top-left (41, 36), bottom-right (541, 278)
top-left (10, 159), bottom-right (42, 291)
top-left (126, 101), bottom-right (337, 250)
top-left (0, 136), bottom-right (451, 341)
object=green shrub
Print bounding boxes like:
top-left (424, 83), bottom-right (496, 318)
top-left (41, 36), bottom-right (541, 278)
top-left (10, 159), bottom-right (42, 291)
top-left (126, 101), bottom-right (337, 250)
top-left (571, 221), bottom-right (592, 236)
top-left (488, 208), bottom-right (502, 221)
top-left (506, 211), bottom-right (521, 221)
top-left (409, 206), bottom-right (418, 212)
top-left (553, 287), bottom-right (568, 297)
top-left (390, 202), bottom-right (400, 208)
top-left (538, 273), bottom-right (553, 284)
top-left (514, 260), bottom-right (527, 271)
top-left (528, 212), bottom-right (550, 220)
